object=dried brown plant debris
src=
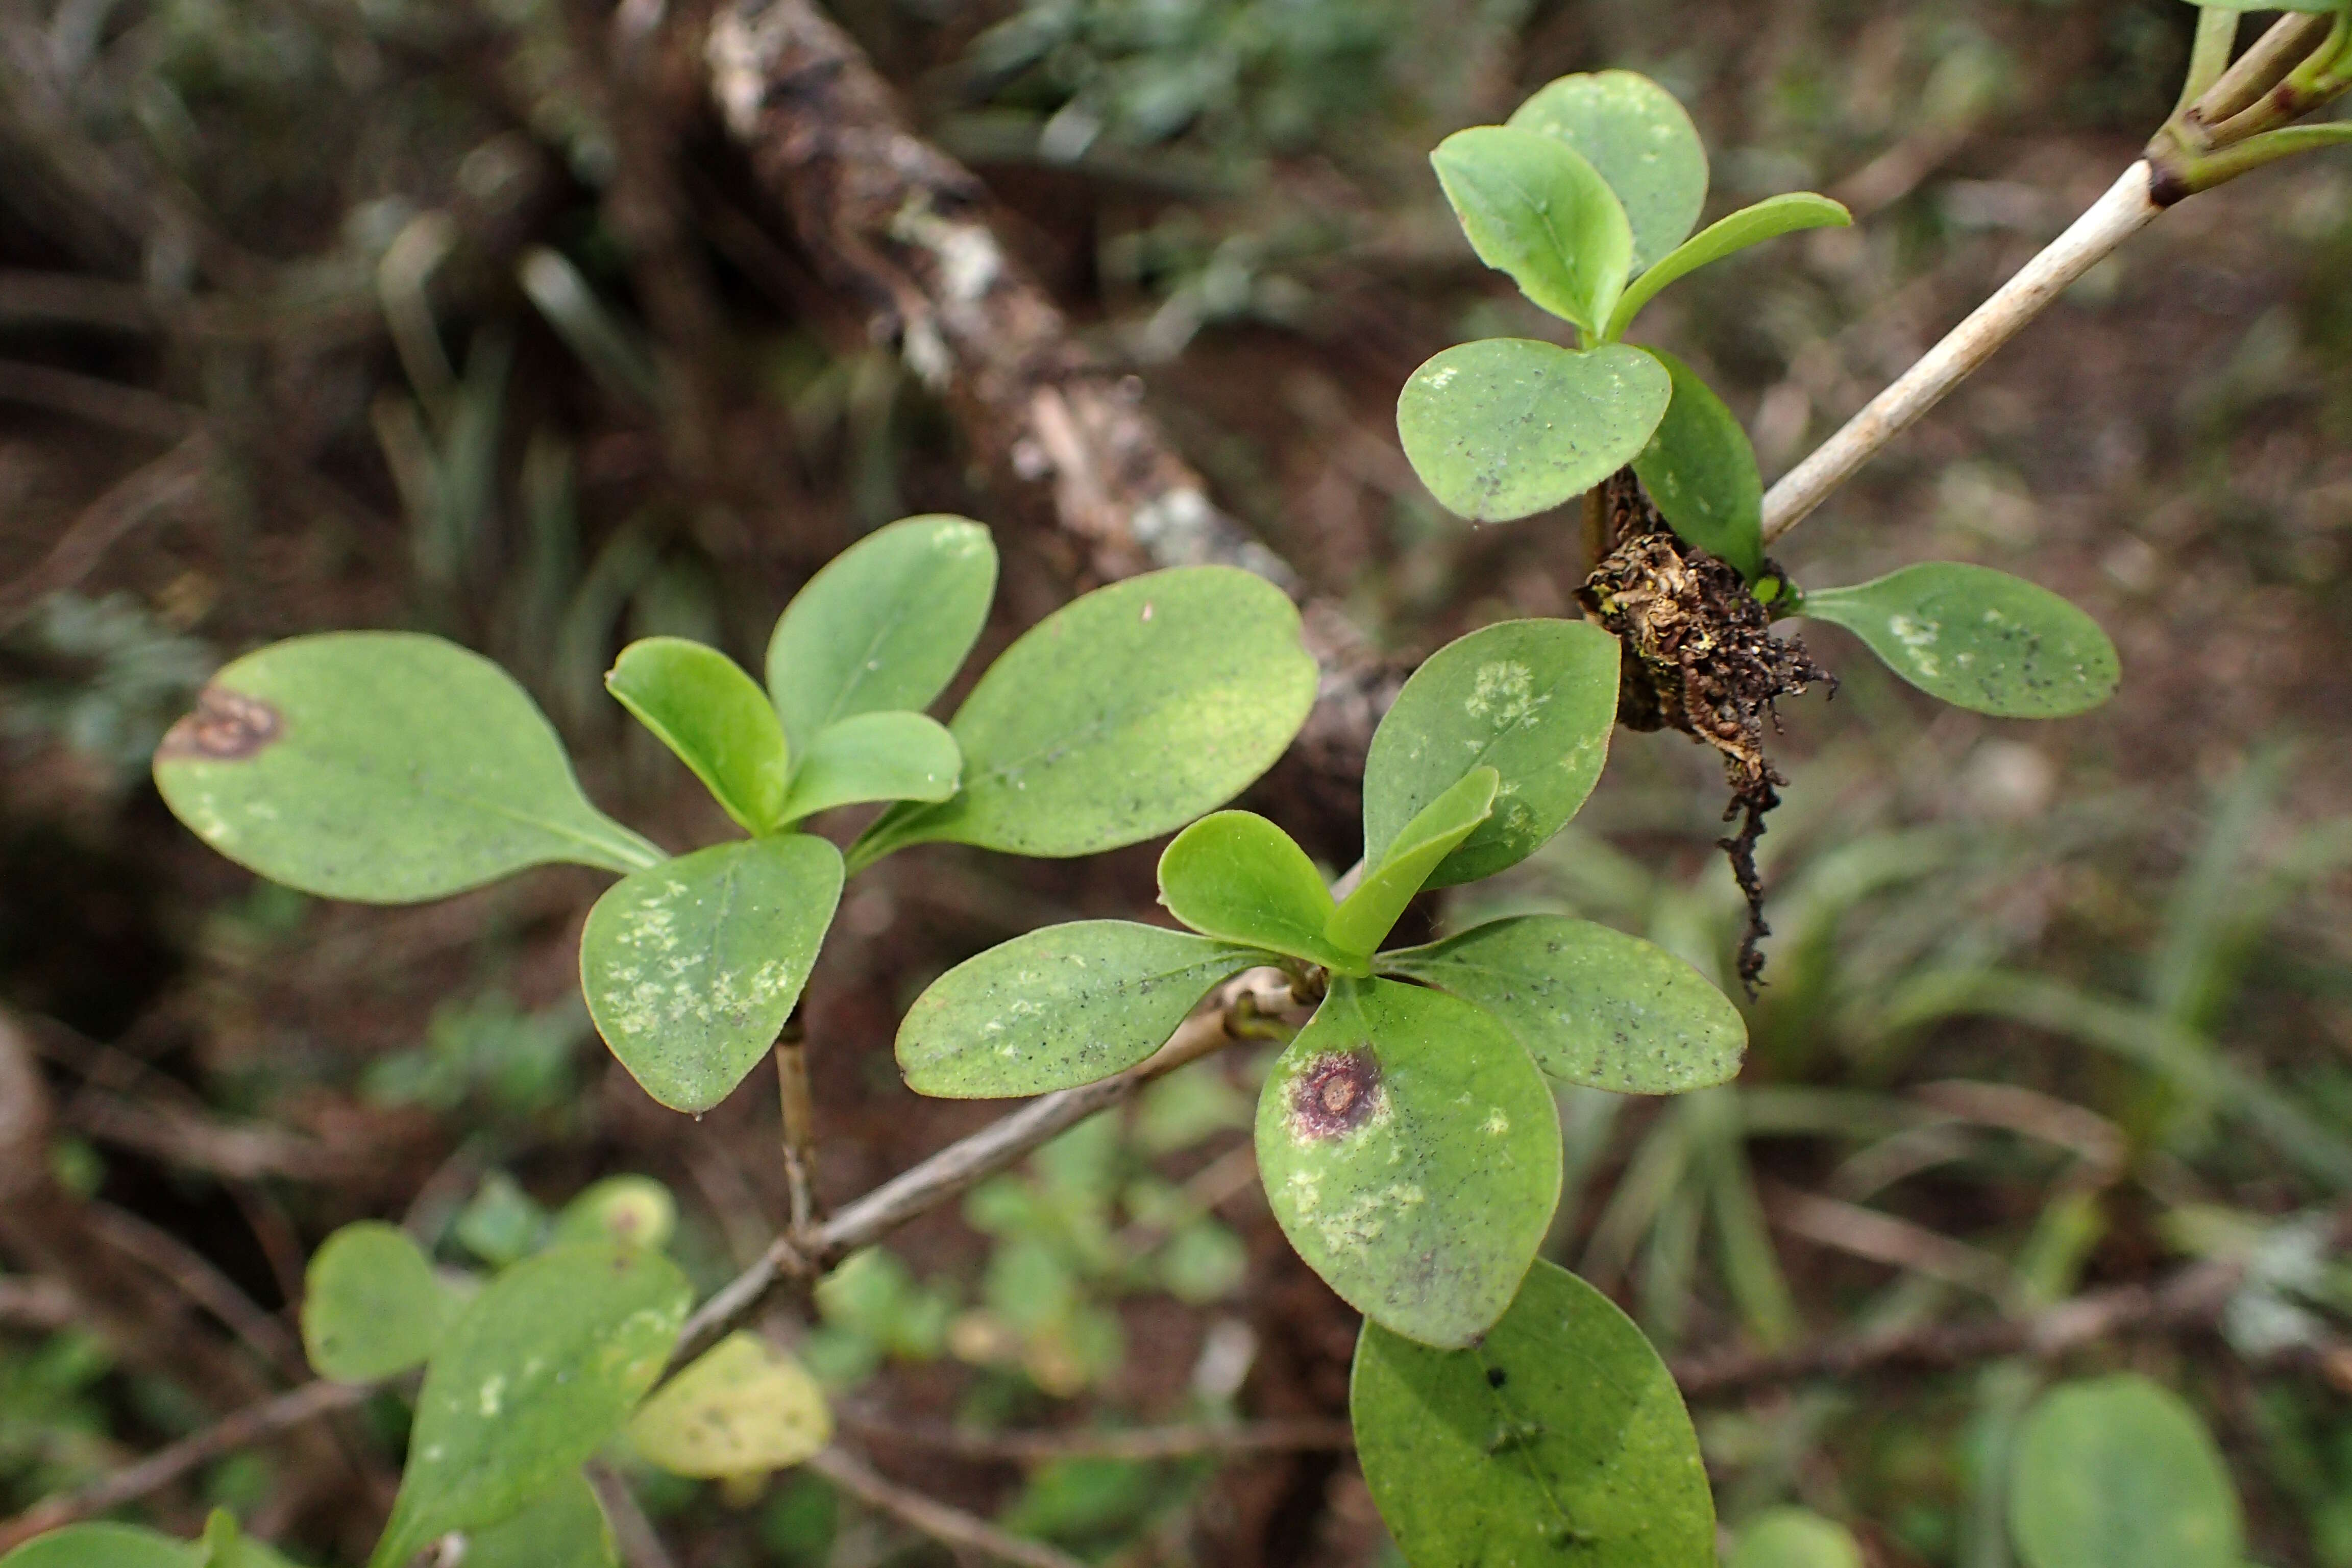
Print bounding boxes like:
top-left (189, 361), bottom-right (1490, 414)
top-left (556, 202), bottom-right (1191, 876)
top-left (1576, 471), bottom-right (1831, 993)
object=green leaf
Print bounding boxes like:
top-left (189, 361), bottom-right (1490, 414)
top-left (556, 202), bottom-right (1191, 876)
top-left (1158, 812), bottom-right (1360, 974)
top-left (1431, 126), bottom-right (1633, 332)
top-left (368, 1242), bottom-right (691, 1568)
top-left (1257, 978), bottom-right (1560, 1346)
top-left (0, 1526), bottom-right (199, 1568)
top-left (1351, 1259), bottom-right (1714, 1563)
top-left (628, 1331), bottom-right (833, 1477)
top-left (780, 712), bottom-right (959, 822)
top-left (1507, 71), bottom-right (1707, 274)
top-left (2009, 1375), bottom-right (2243, 1568)
top-left (1606, 192), bottom-right (1852, 340)
top-left (551, 1176), bottom-right (678, 1252)
top-left (852, 568), bottom-right (1317, 863)
top-left (1632, 348), bottom-right (1766, 579)
top-left (1731, 1509), bottom-right (1867, 1568)
top-left (154, 632), bottom-right (660, 902)
top-left (2180, 1), bottom-right (2342, 10)
top-left (303, 1220), bottom-right (461, 1382)
top-left (462, 1474), bottom-right (617, 1568)
top-left (455, 1174), bottom-right (547, 1268)
top-left (1360, 619), bottom-right (1620, 888)
top-left (580, 835), bottom-right (843, 1113)
top-left (1797, 563), bottom-right (2119, 718)
top-left (198, 1512), bottom-right (299, 1568)
top-left (1383, 915), bottom-right (1746, 1093)
top-left (1326, 768), bottom-right (1497, 960)
top-left (898, 921), bottom-right (1265, 1097)
top-left (1396, 339), bottom-right (1672, 523)
top-left (607, 637), bottom-right (792, 834)
top-left (765, 514), bottom-right (997, 753)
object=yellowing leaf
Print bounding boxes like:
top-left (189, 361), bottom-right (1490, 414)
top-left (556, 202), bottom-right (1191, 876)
top-left (629, 1332), bottom-right (832, 1478)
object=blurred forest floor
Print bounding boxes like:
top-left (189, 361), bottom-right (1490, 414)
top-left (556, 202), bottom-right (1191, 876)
top-left (4, 0), bottom-right (2352, 1563)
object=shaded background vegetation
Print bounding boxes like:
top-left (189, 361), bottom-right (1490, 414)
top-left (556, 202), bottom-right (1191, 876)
top-left (3, 0), bottom-right (2351, 1562)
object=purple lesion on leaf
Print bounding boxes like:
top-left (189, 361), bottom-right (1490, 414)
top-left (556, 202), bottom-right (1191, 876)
top-left (158, 684), bottom-right (283, 762)
top-left (1287, 1046), bottom-right (1382, 1141)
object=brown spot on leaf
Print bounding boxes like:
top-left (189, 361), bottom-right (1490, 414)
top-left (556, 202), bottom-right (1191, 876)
top-left (157, 685), bottom-right (283, 762)
top-left (1288, 1047), bottom-right (1380, 1141)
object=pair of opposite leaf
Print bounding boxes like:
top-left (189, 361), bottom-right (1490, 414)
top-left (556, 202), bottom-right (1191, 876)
top-left (579, 514), bottom-right (996, 1114)
top-left (587, 522), bottom-right (1321, 1112)
top-left (1403, 69), bottom-right (2124, 722)
top-left (898, 616), bottom-right (1747, 1349)
top-left (153, 512), bottom-right (1321, 1117)
top-left (1399, 68), bottom-right (1851, 550)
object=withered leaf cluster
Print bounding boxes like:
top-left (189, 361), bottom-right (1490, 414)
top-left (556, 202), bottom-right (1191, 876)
top-left (1576, 472), bottom-right (1831, 993)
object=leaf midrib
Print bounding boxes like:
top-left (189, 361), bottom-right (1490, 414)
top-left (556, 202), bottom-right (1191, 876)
top-left (300, 743), bottom-right (644, 871)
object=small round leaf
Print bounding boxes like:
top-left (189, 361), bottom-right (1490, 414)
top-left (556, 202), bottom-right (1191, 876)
top-left (1257, 978), bottom-right (1560, 1348)
top-left (551, 1176), bottom-right (677, 1252)
top-left (303, 1220), bottom-right (461, 1383)
top-left (1798, 563), bottom-right (2119, 718)
top-left (2010, 1375), bottom-right (2243, 1568)
top-left (1160, 812), bottom-right (1356, 973)
top-left (1351, 1259), bottom-right (1714, 1565)
top-left (1731, 1509), bottom-right (1867, 1568)
top-left (1382, 915), bottom-right (1747, 1093)
top-left (1607, 192), bottom-right (1851, 339)
top-left (898, 921), bottom-right (1265, 1098)
top-left (1325, 768), bottom-right (1497, 960)
top-left (765, 514), bottom-right (997, 752)
top-left (1508, 70), bottom-right (1708, 273)
top-left (607, 637), bottom-right (792, 834)
top-left (629, 1331), bottom-right (832, 1477)
top-left (1632, 348), bottom-right (1765, 579)
top-left (581, 835), bottom-right (844, 1113)
top-left (781, 711), bottom-right (960, 822)
top-left (853, 568), bottom-right (1317, 862)
top-left (1361, 619), bottom-right (1620, 888)
top-left (1397, 339), bottom-right (1671, 523)
top-left (1431, 126), bottom-right (1632, 331)
top-left (155, 632), bottom-right (659, 902)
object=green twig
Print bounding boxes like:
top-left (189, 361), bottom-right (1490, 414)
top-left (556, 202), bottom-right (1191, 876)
top-left (2175, 8), bottom-right (2241, 117)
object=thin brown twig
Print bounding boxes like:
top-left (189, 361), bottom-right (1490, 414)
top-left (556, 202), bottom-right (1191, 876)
top-left (0, 358), bottom-right (198, 440)
top-left (587, 1462), bottom-right (680, 1568)
top-left (774, 1023), bottom-right (820, 1241)
top-left (670, 971), bottom-right (1294, 1370)
top-left (1670, 1255), bottom-right (2244, 1396)
top-left (0, 1380), bottom-right (371, 1549)
top-left (0, 431), bottom-right (208, 630)
top-left (85, 1203), bottom-right (308, 1381)
top-left (806, 1447), bottom-right (1088, 1568)
top-left (0, 1275), bottom-right (75, 1331)
top-left (60, 1086), bottom-right (345, 1184)
top-left (1765, 1185), bottom-right (2020, 1304)
top-left (1110, 1140), bottom-right (1259, 1264)
top-left (0, 270), bottom-right (153, 332)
